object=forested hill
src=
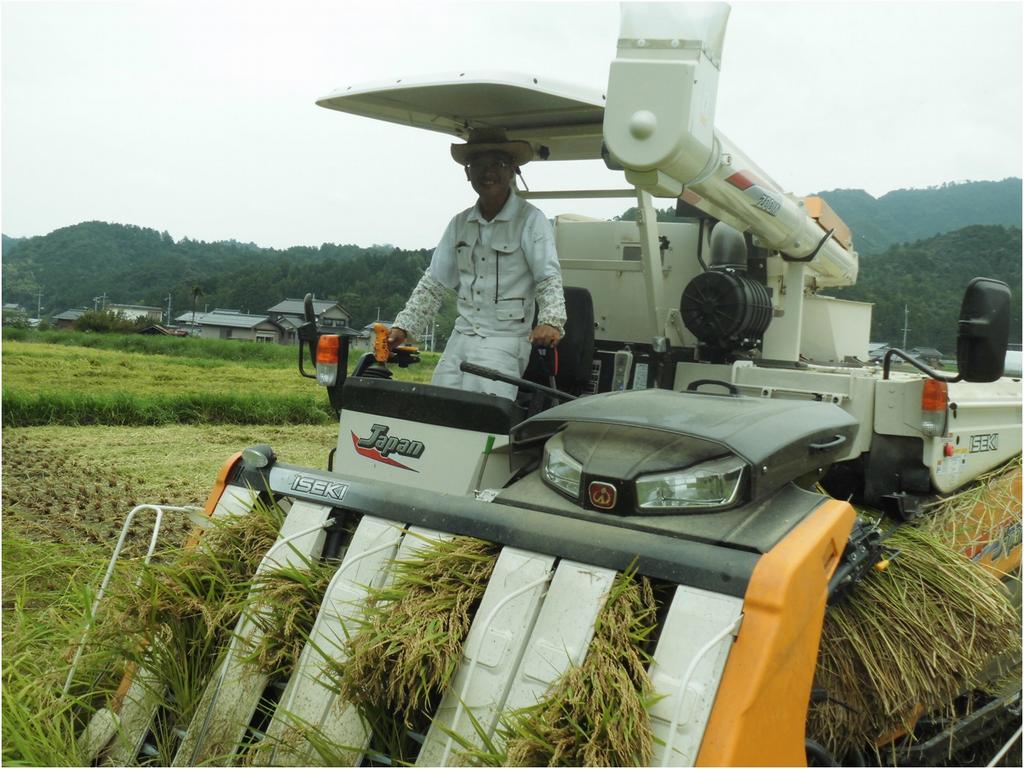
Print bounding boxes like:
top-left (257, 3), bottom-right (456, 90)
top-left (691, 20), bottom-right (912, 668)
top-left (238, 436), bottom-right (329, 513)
top-left (1, 221), bottom-right (432, 329)
top-left (833, 224), bottom-right (1021, 351)
top-left (817, 178), bottom-right (1021, 255)
top-left (2, 180), bottom-right (1020, 341)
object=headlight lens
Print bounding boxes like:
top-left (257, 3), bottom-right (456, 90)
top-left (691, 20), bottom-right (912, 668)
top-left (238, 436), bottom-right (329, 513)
top-left (542, 435), bottom-right (583, 499)
top-left (636, 455), bottom-right (746, 511)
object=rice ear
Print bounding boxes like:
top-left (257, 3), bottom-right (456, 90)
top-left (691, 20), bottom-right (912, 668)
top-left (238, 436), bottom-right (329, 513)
top-left (810, 458), bottom-right (1022, 758)
top-left (330, 535), bottom-right (500, 762)
top-left (483, 570), bottom-right (658, 768)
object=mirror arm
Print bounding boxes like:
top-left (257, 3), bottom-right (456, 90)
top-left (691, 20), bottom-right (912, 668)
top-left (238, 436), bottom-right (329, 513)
top-left (882, 348), bottom-right (963, 383)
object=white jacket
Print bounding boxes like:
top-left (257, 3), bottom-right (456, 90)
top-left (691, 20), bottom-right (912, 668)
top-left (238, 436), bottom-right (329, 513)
top-left (394, 192), bottom-right (566, 339)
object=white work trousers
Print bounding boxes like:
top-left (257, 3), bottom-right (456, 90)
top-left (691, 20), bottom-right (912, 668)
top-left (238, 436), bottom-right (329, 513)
top-left (431, 331), bottom-right (532, 401)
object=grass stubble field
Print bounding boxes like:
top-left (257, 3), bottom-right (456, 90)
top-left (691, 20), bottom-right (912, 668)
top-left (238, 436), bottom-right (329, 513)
top-left (0, 330), bottom-right (437, 764)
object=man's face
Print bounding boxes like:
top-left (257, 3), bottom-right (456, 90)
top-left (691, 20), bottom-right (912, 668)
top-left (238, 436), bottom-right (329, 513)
top-left (465, 150), bottom-right (515, 198)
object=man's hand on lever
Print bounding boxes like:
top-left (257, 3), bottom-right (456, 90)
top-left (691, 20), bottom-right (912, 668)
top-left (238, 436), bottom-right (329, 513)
top-left (387, 327), bottom-right (408, 348)
top-left (529, 324), bottom-right (561, 347)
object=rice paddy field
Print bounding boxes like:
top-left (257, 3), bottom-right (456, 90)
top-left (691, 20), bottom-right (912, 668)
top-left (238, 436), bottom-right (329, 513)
top-left (2, 333), bottom-right (438, 426)
top-left (1, 331), bottom-right (437, 765)
top-left (2, 330), bottom-right (1020, 766)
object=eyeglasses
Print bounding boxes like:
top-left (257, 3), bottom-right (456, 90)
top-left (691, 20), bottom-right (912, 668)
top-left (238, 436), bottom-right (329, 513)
top-left (466, 160), bottom-right (512, 173)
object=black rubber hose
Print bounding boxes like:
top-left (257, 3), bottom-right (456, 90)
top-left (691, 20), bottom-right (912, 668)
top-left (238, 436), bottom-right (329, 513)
top-left (806, 738), bottom-right (841, 767)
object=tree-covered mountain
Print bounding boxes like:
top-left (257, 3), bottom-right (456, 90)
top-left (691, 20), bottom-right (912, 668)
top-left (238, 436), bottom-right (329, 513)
top-left (832, 225), bottom-right (1021, 352)
top-left (818, 178), bottom-right (1021, 255)
top-left (0, 221), bottom-right (410, 327)
top-left (2, 180), bottom-right (1019, 348)
top-left (2, 234), bottom-right (25, 255)
top-left (617, 179), bottom-right (1021, 257)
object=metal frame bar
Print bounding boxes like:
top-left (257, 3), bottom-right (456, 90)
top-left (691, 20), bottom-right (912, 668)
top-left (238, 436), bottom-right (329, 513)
top-left (62, 504), bottom-right (203, 697)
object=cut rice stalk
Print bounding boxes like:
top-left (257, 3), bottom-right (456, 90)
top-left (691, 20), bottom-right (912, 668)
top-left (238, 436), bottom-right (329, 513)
top-left (239, 556), bottom-right (336, 677)
top-left (331, 535), bottom-right (500, 762)
top-left (470, 570), bottom-right (659, 768)
top-left (810, 460), bottom-right (1022, 759)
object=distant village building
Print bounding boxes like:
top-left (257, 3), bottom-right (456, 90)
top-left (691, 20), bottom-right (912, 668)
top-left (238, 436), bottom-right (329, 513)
top-left (267, 298), bottom-right (351, 330)
top-left (174, 309), bottom-right (286, 343)
top-left (867, 342), bottom-right (890, 363)
top-left (2, 303), bottom-right (29, 326)
top-left (266, 297), bottom-right (354, 345)
top-left (107, 303), bottom-right (164, 322)
top-left (138, 324), bottom-right (188, 337)
top-left (908, 346), bottom-right (944, 367)
top-left (53, 308), bottom-right (87, 330)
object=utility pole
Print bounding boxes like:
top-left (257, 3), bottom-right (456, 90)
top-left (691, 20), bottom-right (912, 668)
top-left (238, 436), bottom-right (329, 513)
top-left (901, 304), bottom-right (910, 350)
top-left (165, 294), bottom-right (173, 325)
top-left (36, 290), bottom-right (43, 319)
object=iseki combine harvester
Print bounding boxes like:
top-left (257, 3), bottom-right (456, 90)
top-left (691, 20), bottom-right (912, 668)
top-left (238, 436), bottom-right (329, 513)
top-left (74, 3), bottom-right (1021, 766)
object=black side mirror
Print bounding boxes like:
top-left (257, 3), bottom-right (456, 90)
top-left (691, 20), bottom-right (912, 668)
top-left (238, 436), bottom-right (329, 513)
top-left (957, 277), bottom-right (1010, 382)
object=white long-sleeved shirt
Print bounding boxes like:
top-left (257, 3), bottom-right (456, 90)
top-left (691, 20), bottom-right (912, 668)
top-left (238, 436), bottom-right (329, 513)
top-left (394, 192), bottom-right (567, 339)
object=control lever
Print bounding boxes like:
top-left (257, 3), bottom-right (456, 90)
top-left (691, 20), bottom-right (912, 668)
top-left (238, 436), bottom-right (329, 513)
top-left (611, 348), bottom-right (633, 391)
top-left (459, 362), bottom-right (576, 403)
top-left (296, 293), bottom-right (320, 379)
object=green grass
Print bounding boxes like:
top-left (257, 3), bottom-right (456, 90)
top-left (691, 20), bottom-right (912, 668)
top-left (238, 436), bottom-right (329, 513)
top-left (2, 337), bottom-right (439, 426)
top-left (3, 390), bottom-right (335, 426)
top-left (3, 327), bottom-right (310, 366)
top-left (1, 533), bottom-right (112, 766)
top-left (0, 334), bottom-right (422, 763)
top-left (2, 327), bottom-right (442, 371)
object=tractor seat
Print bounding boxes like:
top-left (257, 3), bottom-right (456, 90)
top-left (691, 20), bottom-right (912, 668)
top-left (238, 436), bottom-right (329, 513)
top-left (522, 286), bottom-right (595, 397)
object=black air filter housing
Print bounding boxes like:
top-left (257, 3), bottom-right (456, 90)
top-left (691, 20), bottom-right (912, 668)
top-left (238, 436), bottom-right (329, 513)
top-left (681, 270), bottom-right (772, 351)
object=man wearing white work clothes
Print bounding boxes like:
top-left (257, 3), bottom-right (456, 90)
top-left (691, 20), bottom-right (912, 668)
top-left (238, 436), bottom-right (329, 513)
top-left (389, 128), bottom-right (567, 400)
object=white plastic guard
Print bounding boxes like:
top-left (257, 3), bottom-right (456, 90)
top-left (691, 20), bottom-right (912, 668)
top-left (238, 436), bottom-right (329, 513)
top-left (502, 560), bottom-right (618, 714)
top-left (101, 669), bottom-right (162, 766)
top-left (262, 515), bottom-right (405, 766)
top-left (648, 585), bottom-right (743, 767)
top-left (417, 548), bottom-right (557, 766)
top-left (172, 499), bottom-right (334, 767)
top-left (325, 525), bottom-right (454, 766)
top-left (214, 483), bottom-right (261, 519)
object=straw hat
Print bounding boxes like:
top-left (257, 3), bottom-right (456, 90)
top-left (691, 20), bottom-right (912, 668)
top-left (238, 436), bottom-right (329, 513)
top-left (451, 127), bottom-right (533, 166)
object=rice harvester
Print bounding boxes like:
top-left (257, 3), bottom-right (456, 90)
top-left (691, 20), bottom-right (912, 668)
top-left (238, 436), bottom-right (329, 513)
top-left (80, 3), bottom-right (1022, 766)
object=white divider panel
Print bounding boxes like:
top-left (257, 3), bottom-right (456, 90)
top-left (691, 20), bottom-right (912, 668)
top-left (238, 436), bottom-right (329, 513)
top-left (214, 484), bottom-right (261, 519)
top-left (261, 515), bottom-right (405, 766)
top-left (99, 483), bottom-right (261, 765)
top-left (172, 500), bottom-right (334, 767)
top-left (319, 526), bottom-right (454, 767)
top-left (101, 669), bottom-right (162, 765)
top-left (501, 561), bottom-right (618, 715)
top-left (416, 548), bottom-right (556, 766)
top-left (648, 586), bottom-right (742, 767)
top-left (78, 707), bottom-right (120, 764)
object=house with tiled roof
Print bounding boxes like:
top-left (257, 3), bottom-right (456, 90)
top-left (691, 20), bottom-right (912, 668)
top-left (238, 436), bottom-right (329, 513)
top-left (53, 308), bottom-right (88, 330)
top-left (108, 303), bottom-right (164, 322)
top-left (174, 309), bottom-right (286, 343)
top-left (267, 297), bottom-right (351, 332)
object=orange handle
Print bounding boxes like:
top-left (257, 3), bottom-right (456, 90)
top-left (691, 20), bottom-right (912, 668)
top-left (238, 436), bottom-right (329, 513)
top-left (372, 323), bottom-right (390, 364)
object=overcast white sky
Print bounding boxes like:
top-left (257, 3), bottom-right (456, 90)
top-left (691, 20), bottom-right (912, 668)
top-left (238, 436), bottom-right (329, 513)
top-left (2, 0), bottom-right (1021, 250)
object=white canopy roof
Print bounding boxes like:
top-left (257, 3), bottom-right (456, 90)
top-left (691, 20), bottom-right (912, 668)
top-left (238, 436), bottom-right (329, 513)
top-left (316, 71), bottom-right (606, 161)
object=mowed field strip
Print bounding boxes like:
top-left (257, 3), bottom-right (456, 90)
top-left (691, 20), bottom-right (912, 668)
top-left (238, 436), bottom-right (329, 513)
top-left (2, 337), bottom-right (438, 425)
